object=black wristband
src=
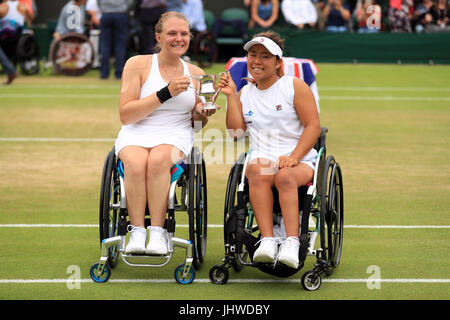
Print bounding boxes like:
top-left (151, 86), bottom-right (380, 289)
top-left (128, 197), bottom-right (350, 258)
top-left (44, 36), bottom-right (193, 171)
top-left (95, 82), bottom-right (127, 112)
top-left (156, 84), bottom-right (172, 104)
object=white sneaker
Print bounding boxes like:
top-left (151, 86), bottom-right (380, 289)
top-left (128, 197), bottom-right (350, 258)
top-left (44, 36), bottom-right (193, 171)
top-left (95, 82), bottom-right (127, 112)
top-left (253, 237), bottom-right (278, 263)
top-left (277, 236), bottom-right (300, 269)
top-left (124, 225), bottom-right (147, 254)
top-left (145, 226), bottom-right (169, 255)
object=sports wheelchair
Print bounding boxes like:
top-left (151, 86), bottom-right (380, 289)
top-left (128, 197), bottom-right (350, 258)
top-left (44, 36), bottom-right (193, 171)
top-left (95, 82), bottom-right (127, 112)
top-left (209, 127), bottom-right (344, 291)
top-left (90, 146), bottom-right (207, 284)
top-left (48, 33), bottom-right (95, 76)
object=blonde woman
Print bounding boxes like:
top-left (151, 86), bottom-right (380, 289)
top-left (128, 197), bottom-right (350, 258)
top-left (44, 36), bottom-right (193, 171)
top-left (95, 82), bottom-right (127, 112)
top-left (115, 11), bottom-right (214, 255)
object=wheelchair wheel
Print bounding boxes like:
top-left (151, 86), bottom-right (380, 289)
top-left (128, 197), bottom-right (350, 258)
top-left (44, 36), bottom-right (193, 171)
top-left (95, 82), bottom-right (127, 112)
top-left (187, 147), bottom-right (207, 269)
top-left (17, 32), bottom-right (40, 75)
top-left (174, 263), bottom-right (195, 284)
top-left (209, 264), bottom-right (229, 284)
top-left (99, 148), bottom-right (120, 268)
top-left (49, 33), bottom-right (94, 76)
top-left (301, 270), bottom-right (322, 291)
top-left (90, 262), bottom-right (111, 283)
top-left (320, 155), bottom-right (344, 268)
top-left (193, 31), bottom-right (217, 68)
top-left (224, 153), bottom-right (250, 272)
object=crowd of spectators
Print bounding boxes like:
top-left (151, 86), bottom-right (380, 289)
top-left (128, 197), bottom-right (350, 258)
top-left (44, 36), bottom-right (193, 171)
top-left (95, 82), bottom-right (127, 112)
top-left (243, 0), bottom-right (450, 33)
top-left (1, 0), bottom-right (449, 84)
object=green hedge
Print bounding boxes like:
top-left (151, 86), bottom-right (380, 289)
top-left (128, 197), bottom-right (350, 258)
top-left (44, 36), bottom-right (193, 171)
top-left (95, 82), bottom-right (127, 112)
top-left (249, 28), bottom-right (450, 64)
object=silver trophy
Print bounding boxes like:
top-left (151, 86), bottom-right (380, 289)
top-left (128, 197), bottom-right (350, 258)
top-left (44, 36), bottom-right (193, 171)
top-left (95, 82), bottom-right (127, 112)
top-left (191, 72), bottom-right (226, 110)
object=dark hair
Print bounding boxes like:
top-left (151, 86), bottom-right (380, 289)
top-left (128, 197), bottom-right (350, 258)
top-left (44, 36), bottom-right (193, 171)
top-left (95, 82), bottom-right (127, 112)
top-left (246, 30), bottom-right (285, 79)
top-left (252, 30), bottom-right (285, 57)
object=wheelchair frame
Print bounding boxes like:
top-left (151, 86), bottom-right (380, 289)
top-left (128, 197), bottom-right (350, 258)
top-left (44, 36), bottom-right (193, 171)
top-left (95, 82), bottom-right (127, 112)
top-left (90, 146), bottom-right (207, 285)
top-left (209, 127), bottom-right (344, 290)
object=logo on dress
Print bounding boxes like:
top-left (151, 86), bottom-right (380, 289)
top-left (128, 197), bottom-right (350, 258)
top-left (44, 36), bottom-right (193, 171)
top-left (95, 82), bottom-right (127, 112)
top-left (275, 104), bottom-right (282, 111)
top-left (244, 110), bottom-right (254, 116)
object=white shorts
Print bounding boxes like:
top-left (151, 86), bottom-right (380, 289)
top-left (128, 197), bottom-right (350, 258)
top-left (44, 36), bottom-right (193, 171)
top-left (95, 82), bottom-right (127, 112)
top-left (248, 148), bottom-right (317, 171)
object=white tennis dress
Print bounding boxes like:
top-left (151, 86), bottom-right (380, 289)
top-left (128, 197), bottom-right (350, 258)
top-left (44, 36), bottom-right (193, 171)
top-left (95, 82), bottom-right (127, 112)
top-left (115, 54), bottom-right (196, 158)
top-left (240, 75), bottom-right (317, 169)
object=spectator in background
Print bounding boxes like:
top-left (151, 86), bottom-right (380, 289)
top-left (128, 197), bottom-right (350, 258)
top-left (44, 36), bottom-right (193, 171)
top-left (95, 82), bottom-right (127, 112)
top-left (387, 0), bottom-right (413, 33)
top-left (323, 0), bottom-right (351, 32)
top-left (281, 0), bottom-right (318, 29)
top-left (180, 0), bottom-right (205, 60)
top-left (0, 0), bottom-right (32, 84)
top-left (424, 0), bottom-right (450, 32)
top-left (181, 0), bottom-right (206, 32)
top-left (53, 0), bottom-right (86, 41)
top-left (249, 0), bottom-right (279, 28)
top-left (18, 0), bottom-right (35, 24)
top-left (167, 0), bottom-right (185, 12)
top-left (243, 0), bottom-right (253, 26)
top-left (86, 0), bottom-right (101, 27)
top-left (0, 45), bottom-right (16, 84)
top-left (355, 0), bottom-right (381, 33)
top-left (315, 1), bottom-right (328, 31)
top-left (137, 0), bottom-right (167, 54)
top-left (413, 0), bottom-right (434, 33)
top-left (243, 0), bottom-right (252, 8)
top-left (86, 0), bottom-right (101, 68)
top-left (98, 0), bottom-right (131, 79)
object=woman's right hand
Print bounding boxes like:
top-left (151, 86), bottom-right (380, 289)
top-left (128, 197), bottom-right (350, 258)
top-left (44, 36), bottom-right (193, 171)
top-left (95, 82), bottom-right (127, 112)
top-left (218, 72), bottom-right (237, 97)
top-left (168, 76), bottom-right (191, 97)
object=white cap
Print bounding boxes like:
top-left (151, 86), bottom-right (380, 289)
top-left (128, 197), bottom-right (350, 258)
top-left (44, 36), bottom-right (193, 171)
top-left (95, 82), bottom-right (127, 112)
top-left (243, 36), bottom-right (283, 58)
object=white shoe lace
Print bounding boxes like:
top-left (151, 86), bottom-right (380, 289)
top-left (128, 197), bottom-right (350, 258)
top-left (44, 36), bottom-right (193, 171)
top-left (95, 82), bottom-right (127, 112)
top-left (255, 236), bottom-right (284, 247)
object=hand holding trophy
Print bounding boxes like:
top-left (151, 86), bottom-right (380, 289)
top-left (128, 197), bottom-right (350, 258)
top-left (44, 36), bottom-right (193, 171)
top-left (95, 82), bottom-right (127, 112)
top-left (191, 72), bottom-right (227, 110)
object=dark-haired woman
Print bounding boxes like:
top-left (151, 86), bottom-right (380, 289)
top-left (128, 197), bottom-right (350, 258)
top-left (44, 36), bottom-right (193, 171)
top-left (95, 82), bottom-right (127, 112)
top-left (220, 31), bottom-right (320, 268)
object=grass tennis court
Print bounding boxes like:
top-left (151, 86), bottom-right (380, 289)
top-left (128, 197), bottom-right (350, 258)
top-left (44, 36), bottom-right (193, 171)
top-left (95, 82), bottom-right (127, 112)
top-left (0, 63), bottom-right (449, 300)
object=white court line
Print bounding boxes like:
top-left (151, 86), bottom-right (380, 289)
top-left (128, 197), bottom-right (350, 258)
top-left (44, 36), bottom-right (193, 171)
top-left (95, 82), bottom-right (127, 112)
top-left (0, 224), bottom-right (449, 229)
top-left (319, 96), bottom-right (450, 101)
top-left (0, 278), bottom-right (449, 284)
top-left (319, 86), bottom-right (450, 92)
top-left (0, 93), bottom-right (114, 99)
top-left (0, 137), bottom-right (229, 142)
top-left (0, 84), bottom-right (120, 89)
top-left (1, 93), bottom-right (449, 101)
top-left (0, 137), bottom-right (115, 142)
top-left (1, 85), bottom-right (448, 92)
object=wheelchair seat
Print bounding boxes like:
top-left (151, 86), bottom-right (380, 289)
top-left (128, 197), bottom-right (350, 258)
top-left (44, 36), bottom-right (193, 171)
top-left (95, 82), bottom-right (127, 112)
top-left (90, 146), bottom-right (207, 284)
top-left (209, 127), bottom-right (344, 291)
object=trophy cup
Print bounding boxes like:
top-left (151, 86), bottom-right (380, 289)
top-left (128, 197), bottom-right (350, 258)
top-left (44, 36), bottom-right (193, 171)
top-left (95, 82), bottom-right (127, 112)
top-left (191, 72), bottom-right (226, 110)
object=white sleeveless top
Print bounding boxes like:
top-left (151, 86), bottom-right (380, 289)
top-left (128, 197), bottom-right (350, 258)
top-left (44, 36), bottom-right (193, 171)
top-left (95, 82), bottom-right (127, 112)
top-left (3, 1), bottom-right (25, 26)
top-left (115, 54), bottom-right (196, 157)
top-left (240, 75), bottom-right (317, 165)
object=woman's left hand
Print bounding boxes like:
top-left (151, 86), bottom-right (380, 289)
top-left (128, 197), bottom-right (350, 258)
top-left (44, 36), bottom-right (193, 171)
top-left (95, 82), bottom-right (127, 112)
top-left (277, 155), bottom-right (299, 169)
top-left (194, 101), bottom-right (217, 117)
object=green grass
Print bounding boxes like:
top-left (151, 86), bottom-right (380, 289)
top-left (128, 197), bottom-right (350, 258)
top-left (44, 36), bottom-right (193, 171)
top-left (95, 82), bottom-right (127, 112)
top-left (0, 63), bottom-right (449, 300)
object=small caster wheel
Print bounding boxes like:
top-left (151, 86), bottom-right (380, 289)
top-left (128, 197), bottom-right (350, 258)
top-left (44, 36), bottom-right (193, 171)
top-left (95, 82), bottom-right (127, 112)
top-left (174, 263), bottom-right (195, 284)
top-left (209, 264), bottom-right (229, 284)
top-left (90, 262), bottom-right (111, 283)
top-left (301, 270), bottom-right (322, 291)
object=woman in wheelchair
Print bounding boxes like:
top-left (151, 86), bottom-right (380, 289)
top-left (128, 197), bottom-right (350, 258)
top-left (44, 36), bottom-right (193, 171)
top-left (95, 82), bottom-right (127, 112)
top-left (115, 11), bottom-right (215, 256)
top-left (219, 31), bottom-right (320, 269)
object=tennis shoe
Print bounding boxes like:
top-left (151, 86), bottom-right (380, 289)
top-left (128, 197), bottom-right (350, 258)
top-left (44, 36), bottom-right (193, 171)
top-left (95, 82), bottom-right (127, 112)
top-left (253, 237), bottom-right (278, 263)
top-left (124, 225), bottom-right (147, 254)
top-left (277, 236), bottom-right (300, 269)
top-left (145, 226), bottom-right (169, 255)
